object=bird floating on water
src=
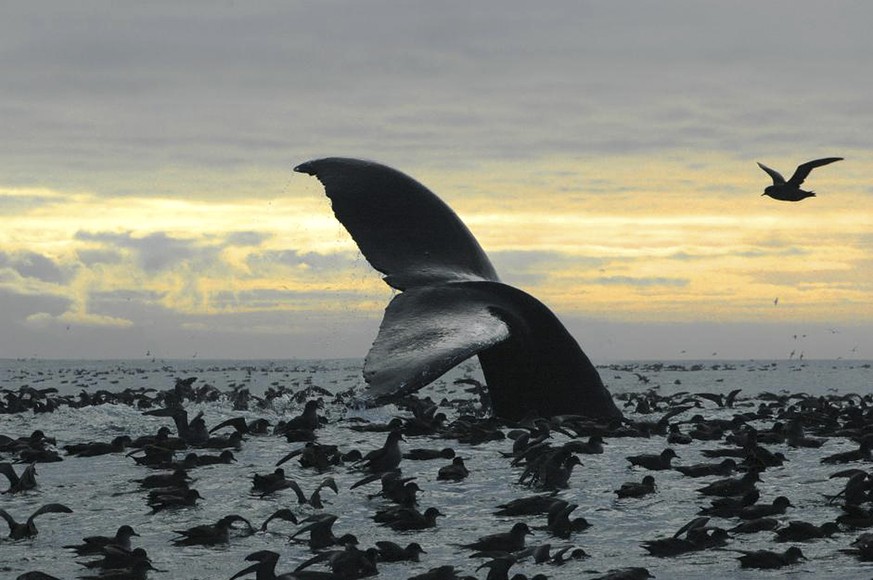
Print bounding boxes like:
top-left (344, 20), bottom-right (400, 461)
top-left (757, 157), bottom-right (842, 202)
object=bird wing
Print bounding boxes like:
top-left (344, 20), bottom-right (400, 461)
top-left (757, 162), bottom-right (785, 185)
top-left (657, 405), bottom-right (693, 425)
top-left (295, 157), bottom-right (499, 290)
top-left (28, 503), bottom-right (73, 524)
top-left (725, 389), bottom-right (742, 408)
top-left (208, 416), bottom-right (247, 434)
top-left (673, 516), bottom-right (710, 538)
top-left (349, 472), bottom-right (385, 490)
top-left (275, 448), bottom-right (303, 467)
top-left (223, 514), bottom-right (254, 532)
top-left (317, 477), bottom-right (339, 495)
top-left (361, 284), bottom-right (511, 404)
top-left (142, 407), bottom-right (186, 419)
top-left (788, 157), bottom-right (843, 186)
top-left (17, 463), bottom-right (37, 491)
top-left (0, 508), bottom-right (17, 531)
top-left (0, 462), bottom-right (18, 487)
top-left (260, 508), bottom-right (298, 531)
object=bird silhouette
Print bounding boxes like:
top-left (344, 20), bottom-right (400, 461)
top-left (171, 515), bottom-right (253, 546)
top-left (64, 524), bottom-right (139, 555)
top-left (757, 157), bottom-right (842, 201)
top-left (0, 503), bottom-right (73, 539)
top-left (0, 462), bottom-right (37, 494)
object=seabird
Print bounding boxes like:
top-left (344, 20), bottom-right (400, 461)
top-left (615, 475), bottom-right (656, 499)
top-left (626, 448), bottom-right (678, 471)
top-left (374, 506), bottom-right (443, 531)
top-left (0, 503), bottom-right (73, 539)
top-left (460, 522), bottom-right (532, 553)
top-left (738, 495), bottom-right (792, 520)
top-left (0, 462), bottom-right (37, 494)
top-left (64, 524), bottom-right (139, 555)
top-left (171, 514), bottom-right (254, 546)
top-left (354, 430), bottom-right (404, 474)
top-left (736, 546), bottom-right (805, 569)
top-left (437, 457), bottom-right (470, 481)
top-left (375, 541), bottom-right (426, 562)
top-left (758, 157), bottom-right (842, 201)
top-left (774, 520), bottom-right (839, 542)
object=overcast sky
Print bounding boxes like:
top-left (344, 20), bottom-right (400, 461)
top-left (1, 1), bottom-right (871, 360)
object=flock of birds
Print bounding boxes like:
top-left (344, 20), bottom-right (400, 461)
top-left (3, 364), bottom-right (873, 579)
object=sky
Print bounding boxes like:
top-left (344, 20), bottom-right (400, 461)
top-left (1, 1), bottom-right (871, 361)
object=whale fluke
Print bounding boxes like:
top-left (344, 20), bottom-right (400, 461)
top-left (295, 157), bottom-right (621, 420)
top-left (295, 157), bottom-right (499, 290)
top-left (363, 284), bottom-right (512, 403)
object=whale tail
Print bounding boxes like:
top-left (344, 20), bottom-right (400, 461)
top-left (296, 157), bottom-right (621, 420)
top-left (294, 157), bottom-right (499, 290)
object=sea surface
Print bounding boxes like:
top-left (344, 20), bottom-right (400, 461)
top-left (1, 358), bottom-right (872, 579)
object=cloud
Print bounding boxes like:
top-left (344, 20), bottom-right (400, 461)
top-left (225, 231), bottom-right (271, 247)
top-left (1, 1), bottom-right (870, 198)
top-left (73, 229), bottom-right (273, 274)
top-left (667, 246), bottom-right (810, 261)
top-left (0, 288), bottom-right (70, 324)
top-left (74, 231), bottom-right (204, 272)
top-left (246, 249), bottom-right (368, 273)
top-left (0, 189), bottom-right (63, 214)
top-left (0, 2), bottom-right (870, 357)
top-left (489, 249), bottom-right (605, 287)
top-left (592, 276), bottom-right (690, 288)
top-left (210, 288), bottom-right (369, 310)
top-left (0, 250), bottom-right (71, 284)
top-left (76, 248), bottom-right (123, 266)
top-left (25, 310), bottom-right (133, 329)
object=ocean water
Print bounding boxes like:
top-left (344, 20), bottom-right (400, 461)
top-left (1, 358), bottom-right (872, 579)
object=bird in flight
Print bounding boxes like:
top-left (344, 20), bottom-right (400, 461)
top-left (757, 157), bottom-right (842, 201)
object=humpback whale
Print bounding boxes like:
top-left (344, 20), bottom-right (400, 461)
top-left (295, 157), bottom-right (621, 421)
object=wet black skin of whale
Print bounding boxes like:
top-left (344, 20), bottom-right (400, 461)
top-left (467, 281), bottom-right (618, 419)
top-left (295, 157), bottom-right (622, 421)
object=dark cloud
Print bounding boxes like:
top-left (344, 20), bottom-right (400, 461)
top-left (74, 230), bottom-right (275, 273)
top-left (0, 250), bottom-right (70, 283)
top-left (1, 2), bottom-right (871, 195)
top-left (225, 231), bottom-right (270, 247)
top-left (0, 288), bottom-right (70, 326)
top-left (210, 288), bottom-right (368, 310)
top-left (0, 287), bottom-right (380, 359)
top-left (490, 250), bottom-right (604, 287)
top-left (735, 248), bottom-right (809, 259)
top-left (89, 289), bottom-right (166, 306)
top-left (75, 231), bottom-right (202, 272)
top-left (76, 248), bottom-right (123, 266)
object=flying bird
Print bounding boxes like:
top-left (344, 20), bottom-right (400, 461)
top-left (757, 157), bottom-right (843, 201)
